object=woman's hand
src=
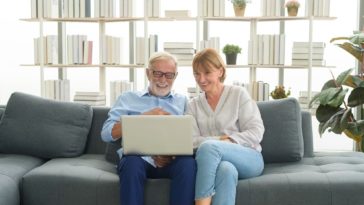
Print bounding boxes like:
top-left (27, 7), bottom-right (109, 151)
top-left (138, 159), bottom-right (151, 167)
top-left (220, 135), bottom-right (234, 143)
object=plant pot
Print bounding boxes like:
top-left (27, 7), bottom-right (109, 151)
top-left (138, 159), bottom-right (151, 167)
top-left (233, 5), bottom-right (246, 17)
top-left (287, 6), bottom-right (298, 16)
top-left (225, 53), bottom-right (237, 65)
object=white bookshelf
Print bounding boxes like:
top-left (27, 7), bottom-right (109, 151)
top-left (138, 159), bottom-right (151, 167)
top-left (22, 0), bottom-right (336, 105)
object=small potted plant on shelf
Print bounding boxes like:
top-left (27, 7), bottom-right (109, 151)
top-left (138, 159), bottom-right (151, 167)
top-left (309, 31), bottom-right (364, 152)
top-left (285, 0), bottom-right (300, 16)
top-left (228, 0), bottom-right (250, 16)
top-left (222, 44), bottom-right (242, 65)
top-left (270, 85), bottom-right (291, 99)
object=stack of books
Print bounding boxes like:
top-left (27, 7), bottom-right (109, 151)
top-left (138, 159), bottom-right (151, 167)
top-left (291, 42), bottom-right (326, 66)
top-left (73, 91), bottom-right (106, 106)
top-left (163, 42), bottom-right (195, 66)
top-left (165, 10), bottom-right (191, 18)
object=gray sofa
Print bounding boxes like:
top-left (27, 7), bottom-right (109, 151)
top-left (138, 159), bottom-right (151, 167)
top-left (0, 92), bottom-right (364, 205)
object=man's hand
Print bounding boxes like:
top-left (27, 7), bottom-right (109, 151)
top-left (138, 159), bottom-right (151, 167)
top-left (111, 122), bottom-right (122, 140)
top-left (152, 156), bottom-right (175, 168)
top-left (142, 107), bottom-right (170, 115)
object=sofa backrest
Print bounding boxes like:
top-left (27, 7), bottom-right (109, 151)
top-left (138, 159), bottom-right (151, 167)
top-left (88, 97), bottom-right (314, 164)
top-left (84, 107), bottom-right (109, 154)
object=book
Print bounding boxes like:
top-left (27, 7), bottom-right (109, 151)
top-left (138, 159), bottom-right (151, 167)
top-left (291, 59), bottom-right (326, 66)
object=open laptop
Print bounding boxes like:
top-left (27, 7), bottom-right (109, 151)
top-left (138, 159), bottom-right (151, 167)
top-left (121, 115), bottom-right (194, 155)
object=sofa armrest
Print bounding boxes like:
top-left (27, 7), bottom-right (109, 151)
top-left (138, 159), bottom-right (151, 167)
top-left (301, 111), bottom-right (314, 157)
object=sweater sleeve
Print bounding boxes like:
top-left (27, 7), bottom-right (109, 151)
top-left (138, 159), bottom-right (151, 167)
top-left (227, 88), bottom-right (265, 151)
top-left (185, 99), bottom-right (220, 149)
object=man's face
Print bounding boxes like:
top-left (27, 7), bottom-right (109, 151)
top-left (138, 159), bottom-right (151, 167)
top-left (147, 59), bottom-right (177, 97)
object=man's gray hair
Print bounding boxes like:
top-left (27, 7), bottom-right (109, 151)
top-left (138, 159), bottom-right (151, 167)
top-left (148, 51), bottom-right (178, 69)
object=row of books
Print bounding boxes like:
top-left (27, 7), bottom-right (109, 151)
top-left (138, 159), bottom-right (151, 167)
top-left (199, 37), bottom-right (220, 53)
top-left (248, 34), bottom-right (286, 65)
top-left (291, 41), bottom-right (326, 66)
top-left (234, 81), bottom-right (270, 102)
top-left (101, 35), bottom-right (121, 65)
top-left (110, 80), bottom-right (133, 106)
top-left (67, 35), bottom-right (93, 65)
top-left (200, 0), bottom-right (225, 17)
top-left (120, 0), bottom-right (136, 17)
top-left (34, 35), bottom-right (93, 65)
top-left (306, 0), bottom-right (331, 17)
top-left (135, 35), bottom-right (158, 65)
top-left (73, 91), bottom-right (106, 106)
top-left (43, 79), bottom-right (70, 101)
top-left (31, 0), bottom-right (92, 18)
top-left (261, 0), bottom-right (282, 17)
top-left (31, 0), bottom-right (331, 19)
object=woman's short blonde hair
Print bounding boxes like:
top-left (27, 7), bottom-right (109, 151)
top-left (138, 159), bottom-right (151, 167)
top-left (192, 48), bottom-right (226, 82)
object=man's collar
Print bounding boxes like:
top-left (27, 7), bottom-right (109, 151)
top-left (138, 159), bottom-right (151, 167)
top-left (140, 89), bottom-right (174, 99)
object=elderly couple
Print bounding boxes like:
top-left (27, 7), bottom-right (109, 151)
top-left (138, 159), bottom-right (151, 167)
top-left (101, 48), bottom-right (265, 205)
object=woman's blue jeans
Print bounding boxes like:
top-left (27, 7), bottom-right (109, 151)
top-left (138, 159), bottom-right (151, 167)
top-left (195, 140), bottom-right (264, 205)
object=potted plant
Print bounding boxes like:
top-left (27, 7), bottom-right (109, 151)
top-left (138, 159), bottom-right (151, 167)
top-left (222, 44), bottom-right (242, 65)
top-left (309, 32), bottom-right (364, 152)
top-left (228, 0), bottom-right (249, 16)
top-left (270, 85), bottom-right (291, 99)
top-left (285, 0), bottom-right (300, 16)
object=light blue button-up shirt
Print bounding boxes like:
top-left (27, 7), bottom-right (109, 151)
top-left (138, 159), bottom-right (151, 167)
top-left (101, 90), bottom-right (187, 167)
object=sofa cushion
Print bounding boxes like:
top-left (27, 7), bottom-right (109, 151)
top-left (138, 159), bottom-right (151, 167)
top-left (0, 92), bottom-right (93, 159)
top-left (257, 98), bottom-right (304, 163)
top-left (0, 154), bottom-right (44, 205)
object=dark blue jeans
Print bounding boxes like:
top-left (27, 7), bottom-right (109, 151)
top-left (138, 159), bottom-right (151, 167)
top-left (117, 155), bottom-right (196, 205)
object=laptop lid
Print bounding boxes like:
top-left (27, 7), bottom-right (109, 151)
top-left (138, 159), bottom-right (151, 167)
top-left (121, 115), bottom-right (193, 155)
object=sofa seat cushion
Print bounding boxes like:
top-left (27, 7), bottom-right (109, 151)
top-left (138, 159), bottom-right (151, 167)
top-left (236, 151), bottom-right (364, 205)
top-left (0, 92), bottom-right (93, 159)
top-left (22, 154), bottom-right (173, 205)
top-left (0, 154), bottom-right (44, 205)
top-left (22, 154), bottom-right (119, 205)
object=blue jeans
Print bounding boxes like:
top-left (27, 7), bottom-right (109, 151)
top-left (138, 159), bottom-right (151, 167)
top-left (117, 155), bottom-right (196, 205)
top-left (195, 141), bottom-right (264, 205)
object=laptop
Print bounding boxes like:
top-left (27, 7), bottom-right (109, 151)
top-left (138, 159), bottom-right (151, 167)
top-left (121, 115), bottom-right (194, 155)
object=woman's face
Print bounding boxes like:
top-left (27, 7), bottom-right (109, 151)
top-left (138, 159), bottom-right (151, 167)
top-left (193, 64), bottom-right (223, 93)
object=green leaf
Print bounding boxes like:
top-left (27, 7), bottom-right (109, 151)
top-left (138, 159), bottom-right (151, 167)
top-left (336, 68), bottom-right (354, 87)
top-left (340, 108), bottom-right (353, 130)
top-left (321, 79), bottom-right (337, 90)
top-left (316, 104), bottom-right (342, 123)
top-left (317, 87), bottom-right (346, 107)
top-left (347, 87), bottom-right (364, 107)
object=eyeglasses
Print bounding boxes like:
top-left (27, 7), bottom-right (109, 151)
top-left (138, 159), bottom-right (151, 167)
top-left (150, 70), bottom-right (177, 79)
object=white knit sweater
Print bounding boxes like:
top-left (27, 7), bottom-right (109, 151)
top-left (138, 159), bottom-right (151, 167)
top-left (186, 85), bottom-right (265, 152)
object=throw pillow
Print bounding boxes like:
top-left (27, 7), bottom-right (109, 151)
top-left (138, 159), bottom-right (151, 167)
top-left (0, 92), bottom-right (93, 159)
top-left (257, 97), bottom-right (304, 163)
